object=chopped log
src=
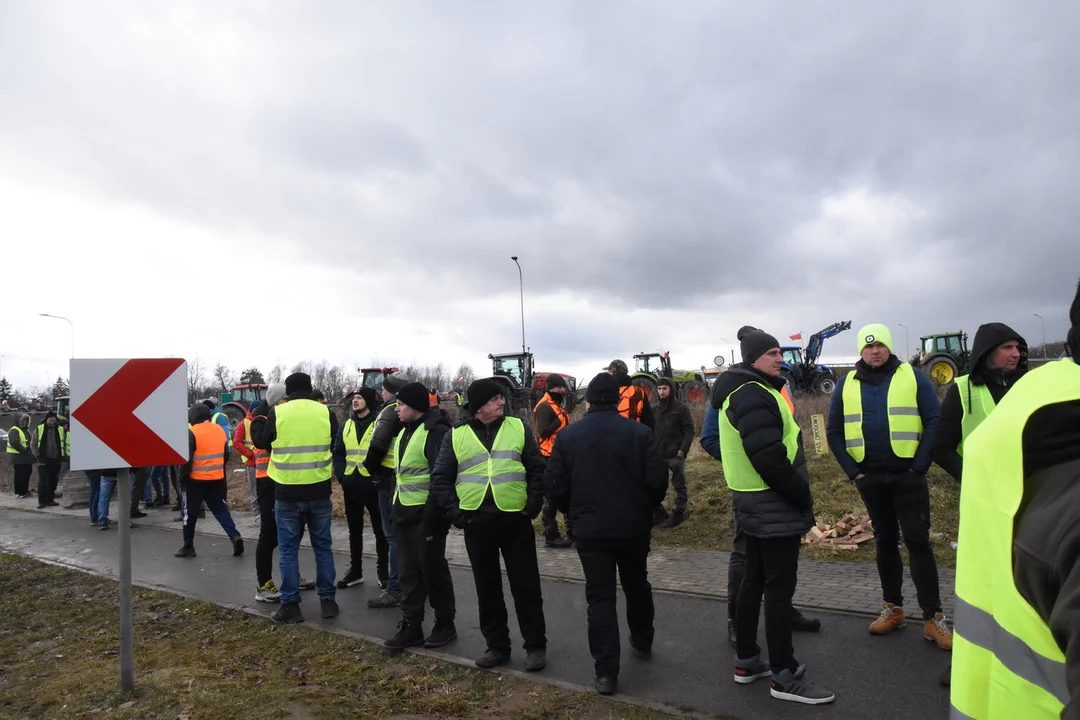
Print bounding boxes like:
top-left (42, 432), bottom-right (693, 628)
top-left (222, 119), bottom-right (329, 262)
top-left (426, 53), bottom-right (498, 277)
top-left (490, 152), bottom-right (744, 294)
top-left (809, 527), bottom-right (825, 542)
top-left (849, 532), bottom-right (874, 544)
top-left (833, 544), bottom-right (859, 551)
top-left (835, 521), bottom-right (850, 533)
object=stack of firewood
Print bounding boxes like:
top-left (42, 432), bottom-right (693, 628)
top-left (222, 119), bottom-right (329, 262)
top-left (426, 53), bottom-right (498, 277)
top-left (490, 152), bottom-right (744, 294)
top-left (802, 513), bottom-right (875, 550)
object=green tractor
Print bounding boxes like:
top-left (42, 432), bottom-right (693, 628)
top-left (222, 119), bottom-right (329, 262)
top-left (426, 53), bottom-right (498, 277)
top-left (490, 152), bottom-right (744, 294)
top-left (911, 331), bottom-right (970, 385)
top-left (630, 351), bottom-right (710, 406)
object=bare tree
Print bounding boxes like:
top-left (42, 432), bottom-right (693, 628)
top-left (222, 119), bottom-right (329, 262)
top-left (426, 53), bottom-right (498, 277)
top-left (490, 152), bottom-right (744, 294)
top-left (213, 363), bottom-right (234, 393)
top-left (187, 357), bottom-right (206, 404)
top-left (268, 363), bottom-right (285, 384)
top-left (453, 363), bottom-right (477, 392)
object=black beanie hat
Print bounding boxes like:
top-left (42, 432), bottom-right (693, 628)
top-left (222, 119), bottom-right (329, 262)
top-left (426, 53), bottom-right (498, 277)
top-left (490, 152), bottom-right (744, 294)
top-left (397, 382), bottom-right (430, 413)
top-left (467, 378), bottom-right (504, 411)
top-left (546, 374), bottom-right (567, 391)
top-left (738, 325), bottom-right (780, 365)
top-left (656, 377), bottom-right (674, 389)
top-left (585, 373), bottom-right (620, 404)
top-left (357, 386), bottom-right (379, 409)
top-left (285, 372), bottom-right (313, 396)
top-left (189, 403), bottom-right (212, 424)
top-left (1068, 277), bottom-right (1080, 361)
top-left (202, 399), bottom-right (216, 410)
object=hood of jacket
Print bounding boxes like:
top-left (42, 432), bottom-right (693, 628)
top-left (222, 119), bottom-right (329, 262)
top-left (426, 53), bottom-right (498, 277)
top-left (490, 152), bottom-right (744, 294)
top-left (969, 322), bottom-right (1028, 386)
top-left (710, 364), bottom-right (785, 409)
top-left (613, 372), bottom-right (633, 388)
top-left (404, 407), bottom-right (451, 433)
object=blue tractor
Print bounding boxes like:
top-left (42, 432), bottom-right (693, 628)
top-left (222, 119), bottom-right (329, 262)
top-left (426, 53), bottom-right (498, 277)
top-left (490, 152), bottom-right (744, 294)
top-left (779, 321), bottom-right (852, 396)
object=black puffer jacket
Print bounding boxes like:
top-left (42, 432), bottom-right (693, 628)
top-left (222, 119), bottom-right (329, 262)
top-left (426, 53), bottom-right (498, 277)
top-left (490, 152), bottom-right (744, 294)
top-left (932, 322), bottom-right (1027, 481)
top-left (392, 408), bottom-right (452, 533)
top-left (364, 399), bottom-right (402, 489)
top-left (712, 364), bottom-right (813, 538)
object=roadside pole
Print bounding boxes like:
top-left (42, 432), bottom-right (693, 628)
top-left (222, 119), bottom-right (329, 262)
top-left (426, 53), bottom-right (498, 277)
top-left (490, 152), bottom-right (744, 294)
top-left (118, 467), bottom-right (134, 691)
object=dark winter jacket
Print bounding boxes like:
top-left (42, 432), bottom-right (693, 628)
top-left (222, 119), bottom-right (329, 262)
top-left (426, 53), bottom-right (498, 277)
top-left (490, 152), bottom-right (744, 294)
top-left (33, 421), bottom-right (67, 463)
top-left (543, 405), bottom-right (667, 539)
top-left (654, 396), bottom-right (694, 459)
top-left (252, 392), bottom-right (339, 502)
top-left (6, 415), bottom-right (34, 464)
top-left (932, 323), bottom-right (1027, 481)
top-left (826, 356), bottom-right (940, 479)
top-left (363, 398), bottom-right (402, 489)
top-left (613, 373), bottom-right (656, 430)
top-left (712, 364), bottom-right (814, 538)
top-left (392, 408), bottom-right (453, 533)
top-left (431, 414), bottom-right (546, 528)
top-left (332, 409), bottom-right (378, 482)
top-left (179, 420), bottom-right (231, 484)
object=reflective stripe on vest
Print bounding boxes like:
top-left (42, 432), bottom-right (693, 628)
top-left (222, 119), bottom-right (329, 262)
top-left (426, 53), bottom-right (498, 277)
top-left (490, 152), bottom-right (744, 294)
top-left (452, 416), bottom-right (527, 512)
top-left (190, 422), bottom-right (227, 480)
top-left (950, 360), bottom-right (1080, 719)
top-left (254, 447), bottom-right (271, 479)
top-left (5, 426), bottom-right (25, 454)
top-left (533, 392), bottom-right (570, 457)
top-left (373, 402), bottom-right (398, 470)
top-left (242, 417), bottom-right (255, 450)
top-left (841, 362), bottom-right (922, 462)
top-left (342, 417), bottom-right (377, 475)
top-left (618, 385), bottom-right (644, 421)
top-left (394, 423), bottom-right (431, 506)
top-left (955, 375), bottom-right (996, 457)
top-left (719, 382), bottom-right (800, 492)
top-left (268, 399), bottom-right (332, 485)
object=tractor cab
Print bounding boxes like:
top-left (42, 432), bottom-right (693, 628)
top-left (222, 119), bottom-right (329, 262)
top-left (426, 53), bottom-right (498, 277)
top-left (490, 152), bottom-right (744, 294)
top-left (633, 352), bottom-right (673, 378)
top-left (221, 384), bottom-right (264, 406)
top-left (490, 352), bottom-right (533, 389)
top-left (915, 332), bottom-right (970, 385)
top-left (357, 366), bottom-right (401, 396)
top-left (780, 348), bottom-right (803, 367)
top-left (53, 395), bottom-right (70, 418)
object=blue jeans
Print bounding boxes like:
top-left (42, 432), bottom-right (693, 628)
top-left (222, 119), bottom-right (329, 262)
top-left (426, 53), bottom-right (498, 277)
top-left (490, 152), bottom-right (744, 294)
top-left (378, 488), bottom-right (399, 594)
top-left (97, 475), bottom-right (117, 527)
top-left (276, 498), bottom-right (336, 605)
top-left (149, 466), bottom-right (170, 503)
top-left (86, 471), bottom-right (102, 524)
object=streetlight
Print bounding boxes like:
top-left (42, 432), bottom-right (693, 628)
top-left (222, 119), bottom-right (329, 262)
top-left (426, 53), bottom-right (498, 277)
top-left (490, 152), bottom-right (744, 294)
top-left (898, 323), bottom-right (910, 356)
top-left (1034, 313), bottom-right (1047, 360)
top-left (39, 313), bottom-right (74, 358)
top-left (510, 256), bottom-right (526, 357)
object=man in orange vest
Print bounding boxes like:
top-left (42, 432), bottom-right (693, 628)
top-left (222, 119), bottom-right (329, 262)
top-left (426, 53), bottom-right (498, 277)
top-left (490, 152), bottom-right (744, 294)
top-left (535, 374), bottom-right (574, 548)
top-left (605, 359), bottom-right (655, 430)
top-left (175, 403), bottom-right (244, 559)
top-left (429, 388), bottom-right (439, 408)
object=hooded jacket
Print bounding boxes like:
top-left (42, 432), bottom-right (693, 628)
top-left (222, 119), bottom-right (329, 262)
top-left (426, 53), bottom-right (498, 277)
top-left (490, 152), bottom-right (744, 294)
top-left (391, 407), bottom-right (453, 532)
top-left (654, 393), bottom-right (694, 459)
top-left (364, 395), bottom-right (403, 488)
top-left (7, 414), bottom-right (34, 464)
top-left (711, 363), bottom-right (814, 538)
top-left (932, 323), bottom-right (1027, 481)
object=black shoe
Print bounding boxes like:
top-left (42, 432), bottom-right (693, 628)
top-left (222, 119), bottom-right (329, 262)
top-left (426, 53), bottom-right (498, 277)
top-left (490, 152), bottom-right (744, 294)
top-left (791, 609), bottom-right (821, 633)
top-left (629, 636), bottom-right (651, 660)
top-left (523, 649), bottom-right (547, 672)
top-left (474, 648), bottom-right (510, 669)
top-left (727, 618), bottom-right (738, 649)
top-left (231, 535), bottom-right (244, 557)
top-left (130, 510), bottom-right (148, 518)
top-left (367, 590), bottom-right (401, 609)
top-left (384, 619), bottom-right (425, 650)
top-left (660, 510), bottom-right (686, 529)
top-left (47, 501), bottom-right (59, 507)
top-left (595, 676), bottom-right (618, 695)
top-left (272, 603), bottom-right (304, 624)
top-left (99, 523), bottom-right (110, 531)
top-left (545, 536), bottom-right (572, 549)
top-left (939, 663), bottom-right (951, 687)
top-left (174, 545), bottom-right (197, 558)
top-left (337, 566), bottom-right (365, 589)
top-left (424, 621), bottom-right (458, 648)
top-left (320, 598), bottom-right (339, 619)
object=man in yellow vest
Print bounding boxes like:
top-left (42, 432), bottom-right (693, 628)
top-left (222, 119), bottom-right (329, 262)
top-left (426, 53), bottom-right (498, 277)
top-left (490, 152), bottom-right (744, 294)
top-left (31, 410), bottom-right (68, 508)
top-left (826, 324), bottom-right (952, 649)
top-left (6, 413), bottom-right (34, 499)
top-left (381, 382), bottom-right (457, 650)
top-left (255, 372), bottom-right (340, 624)
top-left (174, 403), bottom-right (243, 559)
top-left (715, 327), bottom-right (834, 704)
top-left (432, 378), bottom-right (548, 671)
top-left (951, 279), bottom-right (1080, 718)
top-left (535, 373), bottom-right (573, 548)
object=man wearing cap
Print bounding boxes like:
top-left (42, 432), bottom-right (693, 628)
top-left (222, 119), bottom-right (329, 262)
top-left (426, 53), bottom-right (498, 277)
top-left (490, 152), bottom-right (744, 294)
top-left (31, 410), bottom-right (67, 507)
top-left (605, 360), bottom-right (655, 429)
top-left (233, 399), bottom-right (263, 517)
top-left (544, 373), bottom-right (668, 695)
top-left (363, 371), bottom-right (410, 609)
top-left (382, 382), bottom-right (457, 651)
top-left (535, 373), bottom-right (574, 548)
top-left (653, 377), bottom-right (694, 529)
top-left (331, 387), bottom-right (389, 591)
top-left (432, 378), bottom-right (548, 671)
top-left (174, 403), bottom-right (244, 559)
top-left (827, 324), bottom-right (950, 649)
top-left (254, 372), bottom-right (340, 624)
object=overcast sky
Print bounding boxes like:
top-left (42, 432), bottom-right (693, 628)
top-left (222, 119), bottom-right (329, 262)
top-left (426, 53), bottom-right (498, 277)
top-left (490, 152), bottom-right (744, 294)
top-left (2, 1), bottom-right (1077, 392)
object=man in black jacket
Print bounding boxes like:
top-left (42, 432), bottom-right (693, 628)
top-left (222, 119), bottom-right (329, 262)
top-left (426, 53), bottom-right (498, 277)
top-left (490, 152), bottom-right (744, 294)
top-left (544, 373), bottom-right (667, 695)
top-left (431, 378), bottom-right (548, 672)
top-left (717, 328), bottom-right (833, 705)
top-left (652, 377), bottom-right (694, 529)
top-left (535, 373), bottom-right (574, 548)
top-left (381, 383), bottom-right (457, 651)
top-left (364, 371), bottom-right (409, 609)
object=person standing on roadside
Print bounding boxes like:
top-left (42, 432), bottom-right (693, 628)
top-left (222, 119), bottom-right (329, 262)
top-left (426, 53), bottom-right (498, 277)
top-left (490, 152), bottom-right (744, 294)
top-left (544, 372), bottom-right (668, 695)
top-left (233, 399), bottom-right (262, 517)
top-left (535, 373), bottom-right (574, 548)
top-left (6, 413), bottom-right (34, 498)
top-left (605, 360), bottom-right (655, 429)
top-left (652, 378), bottom-right (694, 529)
top-left (826, 324), bottom-right (951, 650)
top-left (249, 383), bottom-right (287, 603)
top-left (32, 410), bottom-right (67, 507)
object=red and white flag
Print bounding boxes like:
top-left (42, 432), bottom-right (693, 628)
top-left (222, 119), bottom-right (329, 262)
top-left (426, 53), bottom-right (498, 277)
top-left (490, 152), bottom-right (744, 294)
top-left (789, 333), bottom-right (802, 341)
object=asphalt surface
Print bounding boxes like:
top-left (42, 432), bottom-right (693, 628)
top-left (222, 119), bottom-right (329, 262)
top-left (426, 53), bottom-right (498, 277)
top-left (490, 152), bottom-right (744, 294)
top-left (0, 507), bottom-right (950, 719)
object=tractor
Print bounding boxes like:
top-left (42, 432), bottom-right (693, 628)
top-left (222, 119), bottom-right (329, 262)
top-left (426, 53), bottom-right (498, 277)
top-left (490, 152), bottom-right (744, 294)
top-left (487, 352), bottom-right (577, 415)
top-left (217, 383), bottom-right (269, 431)
top-left (910, 331), bottom-right (970, 385)
top-left (356, 366), bottom-right (401, 397)
top-left (779, 321), bottom-right (851, 395)
top-left (629, 351), bottom-right (709, 405)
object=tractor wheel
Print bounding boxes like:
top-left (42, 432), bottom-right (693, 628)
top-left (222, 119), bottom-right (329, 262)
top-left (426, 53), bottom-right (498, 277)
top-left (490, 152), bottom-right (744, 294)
top-left (221, 404), bottom-right (247, 435)
top-left (814, 373), bottom-right (837, 395)
top-left (779, 369), bottom-right (798, 395)
top-left (632, 377), bottom-right (659, 406)
top-left (682, 380), bottom-right (709, 404)
top-left (927, 357), bottom-right (959, 385)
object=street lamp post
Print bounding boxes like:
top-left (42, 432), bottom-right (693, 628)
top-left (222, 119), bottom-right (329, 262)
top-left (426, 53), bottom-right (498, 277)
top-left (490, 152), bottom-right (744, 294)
top-left (39, 313), bottom-right (74, 359)
top-left (510, 256), bottom-right (526, 357)
top-left (1034, 313), bottom-right (1047, 360)
top-left (898, 323), bottom-right (910, 356)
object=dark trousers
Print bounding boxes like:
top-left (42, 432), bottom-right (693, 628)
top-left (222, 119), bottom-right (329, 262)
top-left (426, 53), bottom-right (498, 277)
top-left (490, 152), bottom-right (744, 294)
top-left (541, 500), bottom-right (573, 540)
top-left (13, 464), bottom-right (32, 496)
top-left (397, 521), bottom-right (455, 624)
top-left (342, 473), bottom-right (388, 586)
top-left (256, 477), bottom-right (278, 586)
top-left (665, 457), bottom-right (688, 513)
top-left (463, 514), bottom-right (547, 653)
top-left (576, 535), bottom-right (655, 678)
top-left (857, 472), bottom-right (942, 619)
top-left (735, 534), bottom-right (801, 673)
top-left (727, 516), bottom-right (746, 620)
top-left (131, 467), bottom-right (148, 511)
top-left (37, 461), bottom-right (61, 504)
top-left (181, 479), bottom-right (239, 548)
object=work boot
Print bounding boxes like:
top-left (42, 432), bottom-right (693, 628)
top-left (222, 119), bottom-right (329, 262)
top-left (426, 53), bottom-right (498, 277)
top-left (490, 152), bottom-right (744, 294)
top-left (595, 676), bottom-right (618, 695)
top-left (272, 603), bottom-right (304, 624)
top-left (629, 636), bottom-right (651, 660)
top-left (474, 648), bottom-right (510, 669)
top-left (523, 649), bottom-right (547, 671)
top-left (727, 618), bottom-right (738, 649)
top-left (869, 602), bottom-right (907, 635)
top-left (791, 608), bottom-right (821, 632)
top-left (660, 510), bottom-right (686, 529)
top-left (770, 665), bottom-right (835, 705)
top-left (384, 619), bottom-right (425, 650)
top-left (924, 612), bottom-right (953, 650)
top-left (231, 535), bottom-right (244, 557)
top-left (734, 654), bottom-right (772, 685)
top-left (545, 535), bottom-right (572, 549)
top-left (174, 545), bottom-right (197, 558)
top-left (337, 565), bottom-right (364, 589)
top-left (320, 598), bottom-right (339, 619)
top-left (424, 620), bottom-right (458, 648)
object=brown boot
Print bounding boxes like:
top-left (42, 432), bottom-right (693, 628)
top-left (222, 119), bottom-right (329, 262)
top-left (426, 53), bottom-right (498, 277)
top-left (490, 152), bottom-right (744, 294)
top-left (869, 602), bottom-right (907, 635)
top-left (924, 612), bottom-right (953, 650)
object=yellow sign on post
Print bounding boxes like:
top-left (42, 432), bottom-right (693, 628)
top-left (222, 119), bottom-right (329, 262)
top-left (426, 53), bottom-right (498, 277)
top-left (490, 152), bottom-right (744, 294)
top-left (810, 413), bottom-right (828, 456)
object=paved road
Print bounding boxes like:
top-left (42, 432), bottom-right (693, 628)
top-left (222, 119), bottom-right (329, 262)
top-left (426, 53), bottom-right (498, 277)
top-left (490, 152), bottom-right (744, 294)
top-left (0, 508), bottom-right (950, 719)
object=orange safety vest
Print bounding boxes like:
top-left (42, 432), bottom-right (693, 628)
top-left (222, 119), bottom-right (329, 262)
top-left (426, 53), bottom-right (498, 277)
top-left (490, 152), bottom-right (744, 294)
top-left (617, 385), bottom-right (645, 422)
top-left (190, 422), bottom-right (227, 481)
top-left (533, 392), bottom-right (571, 457)
top-left (780, 385), bottom-right (795, 415)
top-left (251, 414), bottom-right (271, 479)
top-left (429, 392), bottom-right (439, 407)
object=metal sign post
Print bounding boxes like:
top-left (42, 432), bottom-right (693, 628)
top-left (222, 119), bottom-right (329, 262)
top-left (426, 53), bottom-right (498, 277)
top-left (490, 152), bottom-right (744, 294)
top-left (118, 467), bottom-right (134, 692)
